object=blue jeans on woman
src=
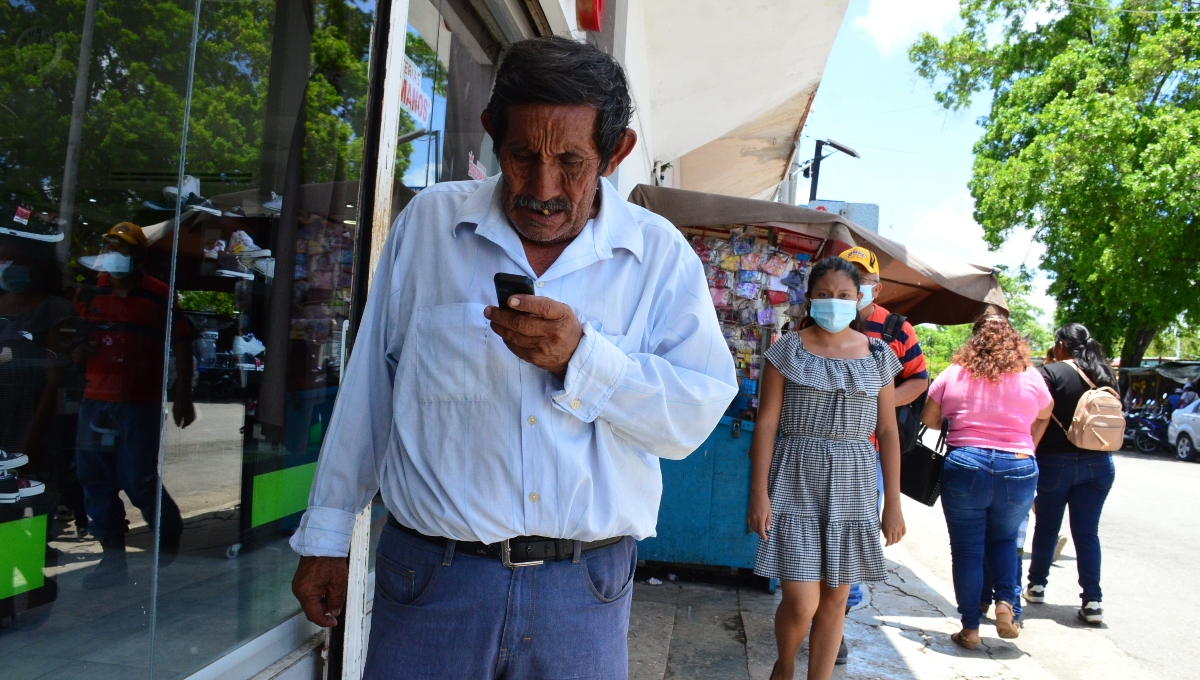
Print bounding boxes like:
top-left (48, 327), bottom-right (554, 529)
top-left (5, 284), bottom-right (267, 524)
top-left (1027, 452), bottom-right (1115, 603)
top-left (940, 447), bottom-right (1038, 630)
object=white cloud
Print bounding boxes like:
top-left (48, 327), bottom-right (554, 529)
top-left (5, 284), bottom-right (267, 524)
top-left (853, 0), bottom-right (961, 55)
top-left (902, 192), bottom-right (1056, 321)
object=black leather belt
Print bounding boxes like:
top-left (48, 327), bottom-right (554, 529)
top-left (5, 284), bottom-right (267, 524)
top-left (387, 514), bottom-right (624, 568)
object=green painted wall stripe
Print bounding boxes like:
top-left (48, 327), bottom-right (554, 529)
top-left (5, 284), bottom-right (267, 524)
top-left (251, 462), bottom-right (317, 528)
top-left (0, 515), bottom-right (47, 600)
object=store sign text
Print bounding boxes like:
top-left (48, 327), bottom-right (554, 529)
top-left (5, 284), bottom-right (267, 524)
top-left (400, 56), bottom-right (433, 127)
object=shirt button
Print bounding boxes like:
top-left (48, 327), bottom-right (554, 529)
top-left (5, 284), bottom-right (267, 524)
top-left (527, 415), bottom-right (538, 426)
top-left (535, 281), bottom-right (545, 288)
top-left (529, 492), bottom-right (540, 502)
top-left (570, 399), bottom-right (581, 409)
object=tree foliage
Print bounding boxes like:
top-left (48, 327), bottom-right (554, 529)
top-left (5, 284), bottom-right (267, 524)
top-left (910, 0), bottom-right (1200, 367)
top-left (0, 0), bottom-right (381, 254)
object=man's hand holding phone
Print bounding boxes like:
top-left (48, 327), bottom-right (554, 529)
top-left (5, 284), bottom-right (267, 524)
top-left (485, 295), bottom-right (583, 380)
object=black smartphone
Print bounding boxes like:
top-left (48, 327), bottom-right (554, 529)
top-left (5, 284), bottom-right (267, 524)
top-left (494, 273), bottom-right (536, 311)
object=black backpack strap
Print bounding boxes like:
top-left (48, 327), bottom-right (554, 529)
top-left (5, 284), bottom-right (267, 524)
top-left (881, 313), bottom-right (906, 344)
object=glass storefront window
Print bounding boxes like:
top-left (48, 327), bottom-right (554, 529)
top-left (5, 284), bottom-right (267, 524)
top-left (1, 0), bottom-right (378, 677)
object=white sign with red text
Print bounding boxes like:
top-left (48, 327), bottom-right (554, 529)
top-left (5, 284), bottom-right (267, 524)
top-left (400, 56), bottom-right (433, 127)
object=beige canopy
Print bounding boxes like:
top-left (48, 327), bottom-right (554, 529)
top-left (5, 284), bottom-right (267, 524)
top-left (627, 185), bottom-right (1007, 326)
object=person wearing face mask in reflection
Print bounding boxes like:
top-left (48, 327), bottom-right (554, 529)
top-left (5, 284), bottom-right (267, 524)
top-left (747, 256), bottom-right (906, 680)
top-left (72, 222), bottom-right (194, 588)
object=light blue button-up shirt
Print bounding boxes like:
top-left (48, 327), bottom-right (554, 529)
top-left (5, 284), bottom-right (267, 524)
top-left (289, 175), bottom-right (737, 556)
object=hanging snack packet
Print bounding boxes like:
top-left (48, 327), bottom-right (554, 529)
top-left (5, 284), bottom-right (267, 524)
top-left (762, 253), bottom-right (790, 277)
top-left (731, 233), bottom-right (754, 255)
top-left (737, 269), bottom-right (760, 284)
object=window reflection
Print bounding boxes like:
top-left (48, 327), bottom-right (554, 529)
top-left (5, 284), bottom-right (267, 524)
top-left (1, 0), bottom-right (376, 677)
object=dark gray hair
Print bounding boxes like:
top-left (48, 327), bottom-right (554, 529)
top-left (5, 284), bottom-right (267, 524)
top-left (486, 36), bottom-right (634, 171)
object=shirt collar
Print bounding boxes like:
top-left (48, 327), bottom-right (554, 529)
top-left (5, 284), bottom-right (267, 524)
top-left (452, 174), bottom-right (644, 266)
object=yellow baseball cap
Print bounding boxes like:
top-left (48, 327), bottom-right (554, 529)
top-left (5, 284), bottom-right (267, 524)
top-left (104, 222), bottom-right (148, 249)
top-left (839, 246), bottom-right (878, 275)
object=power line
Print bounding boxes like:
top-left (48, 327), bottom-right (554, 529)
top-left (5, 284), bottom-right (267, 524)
top-left (1063, 1), bottom-right (1200, 14)
top-left (806, 103), bottom-right (943, 127)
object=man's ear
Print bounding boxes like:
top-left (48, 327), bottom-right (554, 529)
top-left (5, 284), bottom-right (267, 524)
top-left (480, 110), bottom-right (493, 137)
top-left (601, 128), bottom-right (638, 177)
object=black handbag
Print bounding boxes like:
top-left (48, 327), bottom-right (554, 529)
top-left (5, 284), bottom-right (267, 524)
top-left (900, 424), bottom-right (945, 506)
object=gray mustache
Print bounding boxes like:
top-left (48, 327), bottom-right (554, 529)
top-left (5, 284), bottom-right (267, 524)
top-left (513, 194), bottom-right (571, 213)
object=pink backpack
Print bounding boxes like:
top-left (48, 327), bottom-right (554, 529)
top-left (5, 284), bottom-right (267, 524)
top-left (1052, 361), bottom-right (1125, 451)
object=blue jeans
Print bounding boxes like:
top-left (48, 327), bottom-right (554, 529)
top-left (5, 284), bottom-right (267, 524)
top-left (940, 447), bottom-right (1038, 630)
top-left (364, 523), bottom-right (636, 679)
top-left (75, 399), bottom-right (182, 540)
top-left (1027, 452), bottom-right (1115, 603)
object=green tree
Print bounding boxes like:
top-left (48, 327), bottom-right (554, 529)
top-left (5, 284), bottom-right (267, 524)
top-left (910, 0), bottom-right (1200, 368)
top-left (0, 0), bottom-right (380, 252)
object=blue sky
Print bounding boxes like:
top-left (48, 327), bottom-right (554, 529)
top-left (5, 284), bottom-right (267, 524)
top-left (801, 0), bottom-right (1054, 320)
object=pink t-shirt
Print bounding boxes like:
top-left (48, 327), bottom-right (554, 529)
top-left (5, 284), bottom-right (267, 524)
top-left (928, 364), bottom-right (1052, 455)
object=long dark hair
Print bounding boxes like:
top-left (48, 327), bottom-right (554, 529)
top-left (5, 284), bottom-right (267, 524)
top-left (1055, 323), bottom-right (1116, 389)
top-left (803, 256), bottom-right (864, 333)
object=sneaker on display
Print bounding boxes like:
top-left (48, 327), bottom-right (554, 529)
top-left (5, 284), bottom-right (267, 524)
top-left (228, 230), bottom-right (271, 258)
top-left (1, 207), bottom-right (64, 242)
top-left (17, 477), bottom-right (44, 498)
top-left (1024, 584), bottom-right (1046, 603)
top-left (262, 192), bottom-right (283, 212)
top-left (0, 473), bottom-right (17, 503)
top-left (232, 333), bottom-right (266, 357)
top-left (180, 193), bottom-right (221, 216)
top-left (203, 238), bottom-right (226, 261)
top-left (0, 449), bottom-right (29, 470)
top-left (249, 257), bottom-right (275, 279)
top-left (1078, 601), bottom-right (1104, 624)
top-left (164, 175), bottom-right (202, 200)
top-left (216, 254), bottom-right (254, 280)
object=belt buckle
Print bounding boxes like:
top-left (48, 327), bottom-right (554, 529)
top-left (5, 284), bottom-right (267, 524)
top-left (500, 539), bottom-right (543, 568)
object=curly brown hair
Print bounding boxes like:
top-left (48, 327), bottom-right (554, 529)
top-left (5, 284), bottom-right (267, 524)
top-left (952, 315), bottom-right (1031, 382)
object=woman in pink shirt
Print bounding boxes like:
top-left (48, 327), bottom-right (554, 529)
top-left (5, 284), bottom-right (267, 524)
top-left (922, 315), bottom-right (1053, 649)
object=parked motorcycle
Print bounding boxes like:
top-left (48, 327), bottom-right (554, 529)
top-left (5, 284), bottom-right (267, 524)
top-left (1130, 412), bottom-right (1172, 453)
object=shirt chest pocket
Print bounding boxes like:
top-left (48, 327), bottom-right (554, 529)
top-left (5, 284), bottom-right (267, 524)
top-left (415, 303), bottom-right (493, 403)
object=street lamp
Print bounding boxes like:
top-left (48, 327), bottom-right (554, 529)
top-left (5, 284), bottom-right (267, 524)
top-left (803, 138), bottom-right (860, 203)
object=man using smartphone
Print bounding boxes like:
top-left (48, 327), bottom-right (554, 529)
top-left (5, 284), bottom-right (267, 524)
top-left (289, 37), bottom-right (737, 678)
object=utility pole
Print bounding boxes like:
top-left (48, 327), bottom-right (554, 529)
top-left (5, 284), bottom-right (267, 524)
top-left (57, 0), bottom-right (99, 269)
top-left (805, 139), bottom-right (860, 204)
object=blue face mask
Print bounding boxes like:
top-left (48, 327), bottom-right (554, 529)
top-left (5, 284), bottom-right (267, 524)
top-left (858, 284), bottom-right (875, 310)
top-left (809, 298), bottom-right (858, 333)
top-left (0, 261), bottom-right (32, 294)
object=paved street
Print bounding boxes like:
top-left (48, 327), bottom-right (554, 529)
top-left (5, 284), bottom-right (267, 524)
top-left (628, 448), bottom-right (1200, 679)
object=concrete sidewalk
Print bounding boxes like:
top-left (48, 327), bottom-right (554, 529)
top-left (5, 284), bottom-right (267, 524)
top-left (627, 545), bottom-right (1061, 680)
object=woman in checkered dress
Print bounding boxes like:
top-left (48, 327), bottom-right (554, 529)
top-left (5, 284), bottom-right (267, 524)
top-left (747, 257), bottom-right (906, 680)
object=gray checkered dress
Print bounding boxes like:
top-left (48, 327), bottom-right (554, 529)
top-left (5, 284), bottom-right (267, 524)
top-left (753, 332), bottom-right (902, 586)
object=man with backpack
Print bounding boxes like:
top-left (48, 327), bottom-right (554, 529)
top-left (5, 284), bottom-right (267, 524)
top-left (838, 247), bottom-right (929, 663)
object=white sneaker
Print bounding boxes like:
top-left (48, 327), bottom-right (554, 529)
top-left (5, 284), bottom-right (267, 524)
top-left (1024, 584), bottom-right (1046, 603)
top-left (0, 450), bottom-right (29, 470)
top-left (1078, 601), bottom-right (1103, 624)
top-left (203, 238), bottom-right (226, 260)
top-left (17, 478), bottom-right (44, 498)
top-left (228, 230), bottom-right (270, 258)
top-left (248, 258), bottom-right (275, 279)
top-left (164, 175), bottom-right (201, 200)
top-left (232, 333), bottom-right (265, 357)
top-left (262, 192), bottom-right (283, 212)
